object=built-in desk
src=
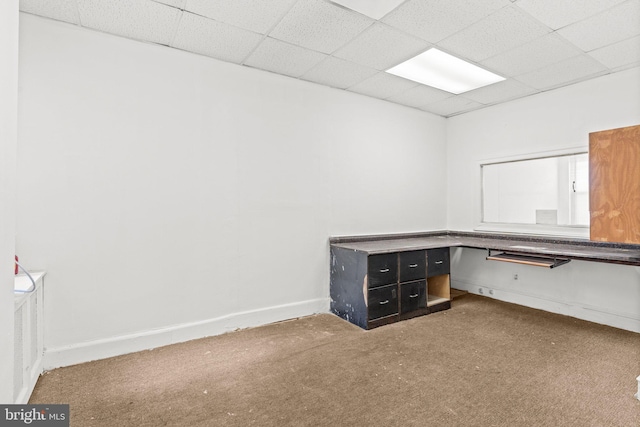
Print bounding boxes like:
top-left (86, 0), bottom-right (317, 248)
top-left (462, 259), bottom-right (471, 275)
top-left (331, 231), bottom-right (640, 266)
top-left (330, 231), bottom-right (640, 330)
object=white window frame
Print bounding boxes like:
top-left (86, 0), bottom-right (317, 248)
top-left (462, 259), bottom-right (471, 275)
top-left (476, 147), bottom-right (589, 238)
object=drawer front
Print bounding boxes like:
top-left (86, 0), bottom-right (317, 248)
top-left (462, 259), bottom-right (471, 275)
top-left (399, 250), bottom-right (426, 282)
top-left (368, 284), bottom-right (398, 320)
top-left (427, 247), bottom-right (450, 277)
top-left (368, 253), bottom-right (398, 287)
top-left (400, 280), bottom-right (426, 314)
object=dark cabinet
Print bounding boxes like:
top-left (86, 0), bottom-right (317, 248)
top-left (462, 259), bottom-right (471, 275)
top-left (426, 248), bottom-right (451, 313)
top-left (400, 250), bottom-right (427, 282)
top-left (330, 246), bottom-right (451, 329)
top-left (400, 280), bottom-right (426, 314)
top-left (369, 284), bottom-right (399, 320)
top-left (368, 253), bottom-right (398, 287)
top-left (427, 247), bottom-right (450, 277)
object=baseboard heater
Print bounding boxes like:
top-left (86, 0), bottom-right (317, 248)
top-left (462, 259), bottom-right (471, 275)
top-left (486, 251), bottom-right (570, 269)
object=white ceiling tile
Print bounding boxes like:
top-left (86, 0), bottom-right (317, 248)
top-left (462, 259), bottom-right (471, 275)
top-left (171, 12), bottom-right (264, 63)
top-left (21, 0), bottom-right (636, 114)
top-left (152, 0), bottom-right (186, 9)
top-left (20, 0), bottom-right (80, 24)
top-left (269, 0), bottom-right (374, 54)
top-left (516, 54), bottom-right (609, 90)
top-left (481, 33), bottom-right (584, 76)
top-left (300, 56), bottom-right (378, 89)
top-left (515, 0), bottom-right (628, 30)
top-left (333, 23), bottom-right (430, 70)
top-left (588, 35), bottom-right (640, 69)
top-left (347, 72), bottom-right (418, 99)
top-left (610, 62), bottom-right (640, 72)
top-left (420, 97), bottom-right (483, 116)
top-left (382, 0), bottom-right (510, 43)
top-left (438, 6), bottom-right (551, 62)
top-left (244, 37), bottom-right (327, 78)
top-left (557, 0), bottom-right (640, 52)
top-left (183, 0), bottom-right (297, 34)
top-left (386, 84), bottom-right (452, 108)
top-left (328, 0), bottom-right (405, 20)
top-left (462, 79), bottom-right (538, 104)
top-left (77, 0), bottom-right (181, 45)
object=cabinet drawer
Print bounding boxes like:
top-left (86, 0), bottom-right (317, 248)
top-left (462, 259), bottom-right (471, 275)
top-left (400, 280), bottom-right (426, 314)
top-left (427, 248), bottom-right (450, 277)
top-left (368, 253), bottom-right (398, 288)
top-left (399, 250), bottom-right (426, 282)
top-left (368, 284), bottom-right (398, 320)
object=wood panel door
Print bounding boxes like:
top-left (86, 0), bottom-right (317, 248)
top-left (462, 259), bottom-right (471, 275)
top-left (589, 124), bottom-right (640, 243)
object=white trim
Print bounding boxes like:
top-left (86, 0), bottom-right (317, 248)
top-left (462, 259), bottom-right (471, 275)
top-left (451, 277), bottom-right (640, 333)
top-left (474, 223), bottom-right (589, 238)
top-left (478, 146), bottom-right (588, 166)
top-left (44, 298), bottom-right (329, 370)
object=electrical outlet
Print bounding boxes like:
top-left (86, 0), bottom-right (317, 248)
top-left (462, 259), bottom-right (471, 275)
top-left (478, 287), bottom-right (484, 294)
top-left (513, 274), bottom-right (518, 280)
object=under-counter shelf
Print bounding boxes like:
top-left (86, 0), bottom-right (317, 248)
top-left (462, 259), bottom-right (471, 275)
top-left (427, 274), bottom-right (450, 310)
top-left (486, 251), bottom-right (570, 269)
top-left (427, 295), bottom-right (449, 306)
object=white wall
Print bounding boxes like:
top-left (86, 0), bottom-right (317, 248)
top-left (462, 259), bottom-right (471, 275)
top-left (0, 0), bottom-right (19, 403)
top-left (447, 68), bottom-right (640, 332)
top-left (448, 67), bottom-right (640, 231)
top-left (17, 12), bottom-right (638, 374)
top-left (17, 15), bottom-right (447, 369)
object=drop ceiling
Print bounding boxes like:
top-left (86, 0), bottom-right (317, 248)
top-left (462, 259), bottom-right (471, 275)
top-left (19, 0), bottom-right (640, 117)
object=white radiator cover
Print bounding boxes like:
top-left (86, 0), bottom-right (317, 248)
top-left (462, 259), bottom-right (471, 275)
top-left (13, 272), bottom-right (45, 404)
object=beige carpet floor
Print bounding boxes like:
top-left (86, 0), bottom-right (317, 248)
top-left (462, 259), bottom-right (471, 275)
top-left (30, 294), bottom-right (640, 426)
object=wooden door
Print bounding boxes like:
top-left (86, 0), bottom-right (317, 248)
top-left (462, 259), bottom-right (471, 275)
top-left (589, 124), bottom-right (640, 243)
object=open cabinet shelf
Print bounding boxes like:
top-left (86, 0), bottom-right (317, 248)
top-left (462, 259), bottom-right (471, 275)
top-left (427, 274), bottom-right (450, 307)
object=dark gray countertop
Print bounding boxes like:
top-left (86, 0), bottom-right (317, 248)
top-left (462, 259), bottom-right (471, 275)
top-left (330, 231), bottom-right (640, 266)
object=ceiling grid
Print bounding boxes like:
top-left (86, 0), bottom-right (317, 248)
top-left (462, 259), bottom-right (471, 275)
top-left (19, 0), bottom-right (640, 117)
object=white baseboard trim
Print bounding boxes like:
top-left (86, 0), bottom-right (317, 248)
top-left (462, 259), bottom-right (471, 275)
top-left (44, 297), bottom-right (329, 371)
top-left (451, 277), bottom-right (640, 334)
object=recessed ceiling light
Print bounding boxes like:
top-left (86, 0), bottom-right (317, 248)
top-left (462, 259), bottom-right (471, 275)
top-left (386, 48), bottom-right (506, 94)
top-left (329, 0), bottom-right (405, 20)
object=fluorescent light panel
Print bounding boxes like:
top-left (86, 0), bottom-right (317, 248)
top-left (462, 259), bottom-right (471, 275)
top-left (386, 48), bottom-right (505, 94)
top-left (329, 0), bottom-right (405, 20)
